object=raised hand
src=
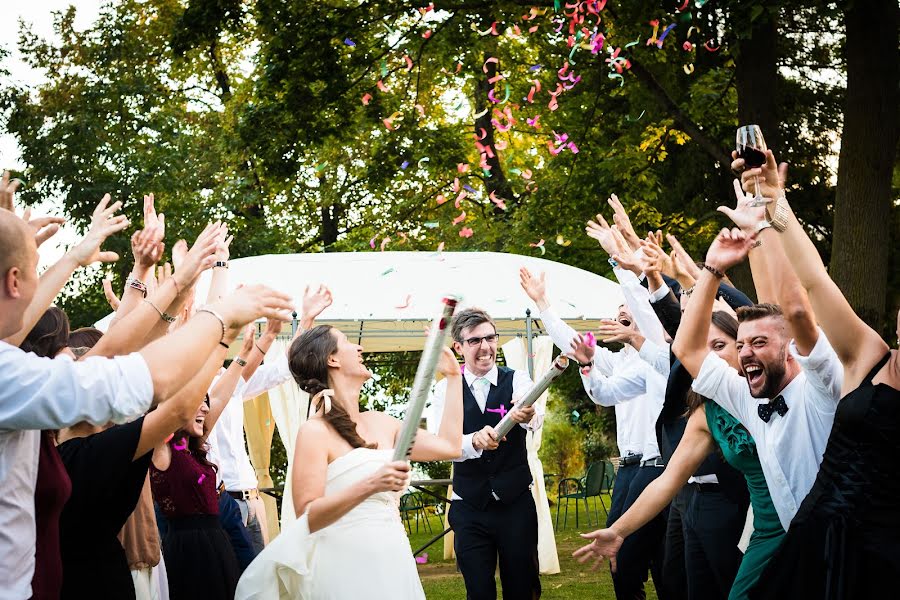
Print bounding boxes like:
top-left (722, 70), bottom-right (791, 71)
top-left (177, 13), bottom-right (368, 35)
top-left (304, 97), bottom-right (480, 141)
top-left (435, 346), bottom-right (462, 378)
top-left (717, 179), bottom-right (767, 234)
top-left (607, 194), bottom-right (641, 251)
top-left (731, 148), bottom-right (788, 202)
top-left (102, 274), bottom-right (121, 310)
top-left (666, 233), bottom-right (702, 281)
top-left (211, 284), bottom-right (295, 330)
top-left (240, 322), bottom-right (257, 355)
top-left (705, 228), bottom-right (756, 273)
top-left (131, 194), bottom-right (165, 268)
top-left (67, 194), bottom-right (130, 267)
top-left (171, 238), bottom-right (189, 270)
top-left (0, 171), bottom-right (22, 212)
top-left (639, 232), bottom-right (671, 277)
top-left (597, 319), bottom-right (635, 345)
top-left (215, 227), bottom-right (233, 263)
top-left (302, 284), bottom-right (333, 321)
top-left (518, 267), bottom-right (548, 307)
top-left (573, 528), bottom-right (625, 572)
top-left (568, 333), bottom-right (596, 365)
top-left (21, 207), bottom-right (65, 247)
top-left (176, 223), bottom-right (221, 290)
top-left (609, 227), bottom-right (641, 275)
top-left (263, 316), bottom-right (285, 338)
top-left (585, 213), bottom-right (619, 257)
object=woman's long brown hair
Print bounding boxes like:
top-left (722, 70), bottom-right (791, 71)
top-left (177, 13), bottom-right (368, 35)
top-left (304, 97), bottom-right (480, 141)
top-left (686, 311), bottom-right (740, 414)
top-left (288, 325), bottom-right (375, 449)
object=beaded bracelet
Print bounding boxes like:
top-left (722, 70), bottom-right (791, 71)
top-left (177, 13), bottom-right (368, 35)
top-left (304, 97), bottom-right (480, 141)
top-left (126, 276), bottom-right (148, 298)
top-left (704, 264), bottom-right (726, 279)
top-left (144, 299), bottom-right (176, 323)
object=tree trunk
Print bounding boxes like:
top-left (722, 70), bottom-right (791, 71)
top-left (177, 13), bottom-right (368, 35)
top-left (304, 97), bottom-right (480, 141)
top-left (830, 0), bottom-right (899, 330)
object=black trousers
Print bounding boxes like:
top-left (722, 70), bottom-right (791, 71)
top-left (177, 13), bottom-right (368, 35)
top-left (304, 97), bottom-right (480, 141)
top-left (607, 463), bottom-right (669, 600)
top-left (664, 484), bottom-right (745, 600)
top-left (448, 492), bottom-right (541, 600)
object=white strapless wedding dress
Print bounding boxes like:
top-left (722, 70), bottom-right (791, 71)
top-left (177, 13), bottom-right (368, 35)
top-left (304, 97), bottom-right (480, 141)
top-left (235, 448), bottom-right (425, 599)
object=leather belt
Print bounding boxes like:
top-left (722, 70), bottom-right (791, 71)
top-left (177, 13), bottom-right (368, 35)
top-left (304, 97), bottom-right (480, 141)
top-left (689, 482), bottom-right (720, 492)
top-left (619, 454), bottom-right (643, 467)
top-left (226, 488), bottom-right (259, 501)
top-left (640, 457), bottom-right (664, 467)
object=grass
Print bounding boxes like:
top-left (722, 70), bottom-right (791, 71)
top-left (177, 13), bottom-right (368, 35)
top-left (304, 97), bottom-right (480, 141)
top-left (405, 493), bottom-right (660, 599)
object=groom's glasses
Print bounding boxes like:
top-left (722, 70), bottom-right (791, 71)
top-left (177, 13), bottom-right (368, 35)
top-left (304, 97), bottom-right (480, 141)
top-left (463, 334), bottom-right (499, 347)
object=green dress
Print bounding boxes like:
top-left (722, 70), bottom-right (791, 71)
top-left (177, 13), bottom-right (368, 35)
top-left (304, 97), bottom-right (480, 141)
top-left (705, 401), bottom-right (785, 600)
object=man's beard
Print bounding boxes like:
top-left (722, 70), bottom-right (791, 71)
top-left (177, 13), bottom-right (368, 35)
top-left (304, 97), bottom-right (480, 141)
top-left (750, 347), bottom-right (788, 399)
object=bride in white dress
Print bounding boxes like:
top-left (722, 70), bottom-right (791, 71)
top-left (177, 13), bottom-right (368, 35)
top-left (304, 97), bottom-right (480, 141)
top-left (236, 324), bottom-right (463, 599)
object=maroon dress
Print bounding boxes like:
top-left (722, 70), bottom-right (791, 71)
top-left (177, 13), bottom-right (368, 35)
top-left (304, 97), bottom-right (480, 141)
top-left (31, 430), bottom-right (72, 600)
top-left (150, 436), bottom-right (239, 599)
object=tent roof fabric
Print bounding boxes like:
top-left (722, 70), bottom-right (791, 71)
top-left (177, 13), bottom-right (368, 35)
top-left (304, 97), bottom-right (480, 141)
top-left (97, 251), bottom-right (624, 352)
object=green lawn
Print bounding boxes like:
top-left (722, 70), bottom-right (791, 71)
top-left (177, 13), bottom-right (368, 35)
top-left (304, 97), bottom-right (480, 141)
top-left (405, 494), bottom-right (660, 599)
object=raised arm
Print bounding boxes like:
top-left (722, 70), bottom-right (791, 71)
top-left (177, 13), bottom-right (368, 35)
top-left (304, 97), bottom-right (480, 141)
top-left (202, 323), bottom-right (255, 440)
top-left (718, 180), bottom-right (818, 354)
top-left (409, 347), bottom-right (464, 461)
top-left (135, 339), bottom-right (229, 460)
top-left (673, 228), bottom-right (755, 378)
top-left (574, 407), bottom-right (714, 571)
top-left (733, 149), bottom-right (888, 382)
top-left (4, 195), bottom-right (129, 346)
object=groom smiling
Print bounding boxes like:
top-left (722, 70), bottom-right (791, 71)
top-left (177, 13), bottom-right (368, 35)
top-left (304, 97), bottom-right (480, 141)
top-left (429, 307), bottom-right (544, 599)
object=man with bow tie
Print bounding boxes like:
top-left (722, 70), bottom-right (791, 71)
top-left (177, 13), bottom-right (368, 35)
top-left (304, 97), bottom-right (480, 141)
top-left (673, 220), bottom-right (844, 538)
top-left (428, 307), bottom-right (543, 600)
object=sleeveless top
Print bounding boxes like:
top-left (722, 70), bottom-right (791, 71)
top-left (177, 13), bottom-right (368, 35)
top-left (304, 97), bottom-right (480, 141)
top-left (31, 431), bottom-right (72, 600)
top-left (150, 437), bottom-right (218, 517)
top-left (751, 351), bottom-right (900, 600)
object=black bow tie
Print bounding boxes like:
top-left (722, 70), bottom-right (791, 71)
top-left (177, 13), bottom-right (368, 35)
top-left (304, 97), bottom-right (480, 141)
top-left (758, 395), bottom-right (788, 423)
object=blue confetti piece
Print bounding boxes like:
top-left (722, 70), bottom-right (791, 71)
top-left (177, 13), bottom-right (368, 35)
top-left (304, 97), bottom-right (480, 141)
top-left (344, 38), bottom-right (356, 47)
top-left (529, 64), bottom-right (543, 71)
top-left (400, 160), bottom-right (410, 169)
top-left (463, 184), bottom-right (476, 193)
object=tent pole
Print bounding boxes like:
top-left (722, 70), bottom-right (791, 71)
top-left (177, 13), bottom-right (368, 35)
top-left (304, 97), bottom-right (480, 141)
top-left (525, 308), bottom-right (534, 379)
top-left (291, 311), bottom-right (298, 337)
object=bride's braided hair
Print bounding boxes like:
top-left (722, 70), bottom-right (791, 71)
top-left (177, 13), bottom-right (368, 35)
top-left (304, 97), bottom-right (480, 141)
top-left (288, 325), bottom-right (375, 450)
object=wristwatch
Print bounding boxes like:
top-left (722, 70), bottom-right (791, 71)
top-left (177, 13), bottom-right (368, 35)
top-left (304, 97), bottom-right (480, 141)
top-left (214, 260), bottom-right (229, 269)
top-left (234, 357), bottom-right (247, 367)
top-left (766, 194), bottom-right (790, 233)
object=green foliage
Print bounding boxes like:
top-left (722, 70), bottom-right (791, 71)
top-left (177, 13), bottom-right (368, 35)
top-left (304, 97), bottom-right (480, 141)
top-left (538, 407), bottom-right (586, 482)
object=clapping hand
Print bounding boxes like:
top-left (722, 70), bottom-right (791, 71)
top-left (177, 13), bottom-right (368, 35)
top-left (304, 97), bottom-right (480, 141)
top-left (176, 223), bottom-right (222, 290)
top-left (607, 194), bottom-right (642, 252)
top-left (585, 213), bottom-right (619, 257)
top-left (131, 194), bottom-right (165, 268)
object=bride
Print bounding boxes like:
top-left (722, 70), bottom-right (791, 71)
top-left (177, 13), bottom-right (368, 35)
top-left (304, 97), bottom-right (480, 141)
top-left (236, 324), bottom-right (463, 599)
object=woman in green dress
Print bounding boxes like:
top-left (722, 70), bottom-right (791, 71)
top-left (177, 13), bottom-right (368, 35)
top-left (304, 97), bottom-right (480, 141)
top-left (574, 310), bottom-right (785, 600)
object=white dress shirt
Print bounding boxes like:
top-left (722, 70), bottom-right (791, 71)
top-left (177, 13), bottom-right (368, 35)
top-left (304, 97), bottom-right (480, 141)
top-left (208, 352), bottom-right (293, 491)
top-left (428, 365), bottom-right (541, 462)
top-left (691, 330), bottom-right (843, 531)
top-left (539, 307), bottom-right (665, 461)
top-left (0, 341), bottom-right (153, 600)
top-left (428, 365), bottom-right (541, 501)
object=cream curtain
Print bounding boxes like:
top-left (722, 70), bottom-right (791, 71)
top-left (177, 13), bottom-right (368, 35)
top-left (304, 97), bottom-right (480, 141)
top-left (500, 336), bottom-right (561, 574)
top-left (264, 337), bottom-right (311, 529)
top-left (243, 391), bottom-right (281, 540)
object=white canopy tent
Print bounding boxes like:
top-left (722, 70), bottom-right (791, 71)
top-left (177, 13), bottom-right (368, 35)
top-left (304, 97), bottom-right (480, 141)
top-left (97, 251), bottom-right (623, 574)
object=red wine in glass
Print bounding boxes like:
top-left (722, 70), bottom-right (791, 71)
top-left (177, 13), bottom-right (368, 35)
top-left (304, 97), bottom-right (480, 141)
top-left (736, 125), bottom-right (768, 205)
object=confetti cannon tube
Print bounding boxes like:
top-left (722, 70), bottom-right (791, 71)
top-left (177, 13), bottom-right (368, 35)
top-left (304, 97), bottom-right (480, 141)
top-left (392, 296), bottom-right (461, 461)
top-left (494, 355), bottom-right (569, 439)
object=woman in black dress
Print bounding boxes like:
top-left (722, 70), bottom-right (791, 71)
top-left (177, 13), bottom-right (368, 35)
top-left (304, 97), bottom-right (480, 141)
top-left (733, 149), bottom-right (900, 599)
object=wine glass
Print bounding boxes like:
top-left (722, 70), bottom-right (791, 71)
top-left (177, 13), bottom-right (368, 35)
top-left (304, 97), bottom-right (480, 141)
top-left (735, 125), bottom-right (769, 207)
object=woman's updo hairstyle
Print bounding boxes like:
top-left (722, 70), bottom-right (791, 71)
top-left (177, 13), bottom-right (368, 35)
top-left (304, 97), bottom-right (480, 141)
top-left (22, 307), bottom-right (71, 358)
top-left (289, 325), bottom-right (375, 450)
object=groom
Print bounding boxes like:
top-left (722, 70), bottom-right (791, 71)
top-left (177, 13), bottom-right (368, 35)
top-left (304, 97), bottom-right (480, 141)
top-left (429, 307), bottom-right (543, 600)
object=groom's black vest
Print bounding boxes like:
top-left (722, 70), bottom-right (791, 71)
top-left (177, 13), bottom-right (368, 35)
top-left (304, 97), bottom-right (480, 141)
top-left (452, 366), bottom-right (533, 510)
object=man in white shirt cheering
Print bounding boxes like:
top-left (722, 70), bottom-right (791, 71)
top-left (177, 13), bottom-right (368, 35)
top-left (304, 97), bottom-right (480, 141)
top-left (672, 221), bottom-right (843, 533)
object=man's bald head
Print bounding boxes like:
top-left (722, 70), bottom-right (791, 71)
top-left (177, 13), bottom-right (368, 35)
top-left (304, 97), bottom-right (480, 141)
top-left (0, 210), bottom-right (35, 277)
